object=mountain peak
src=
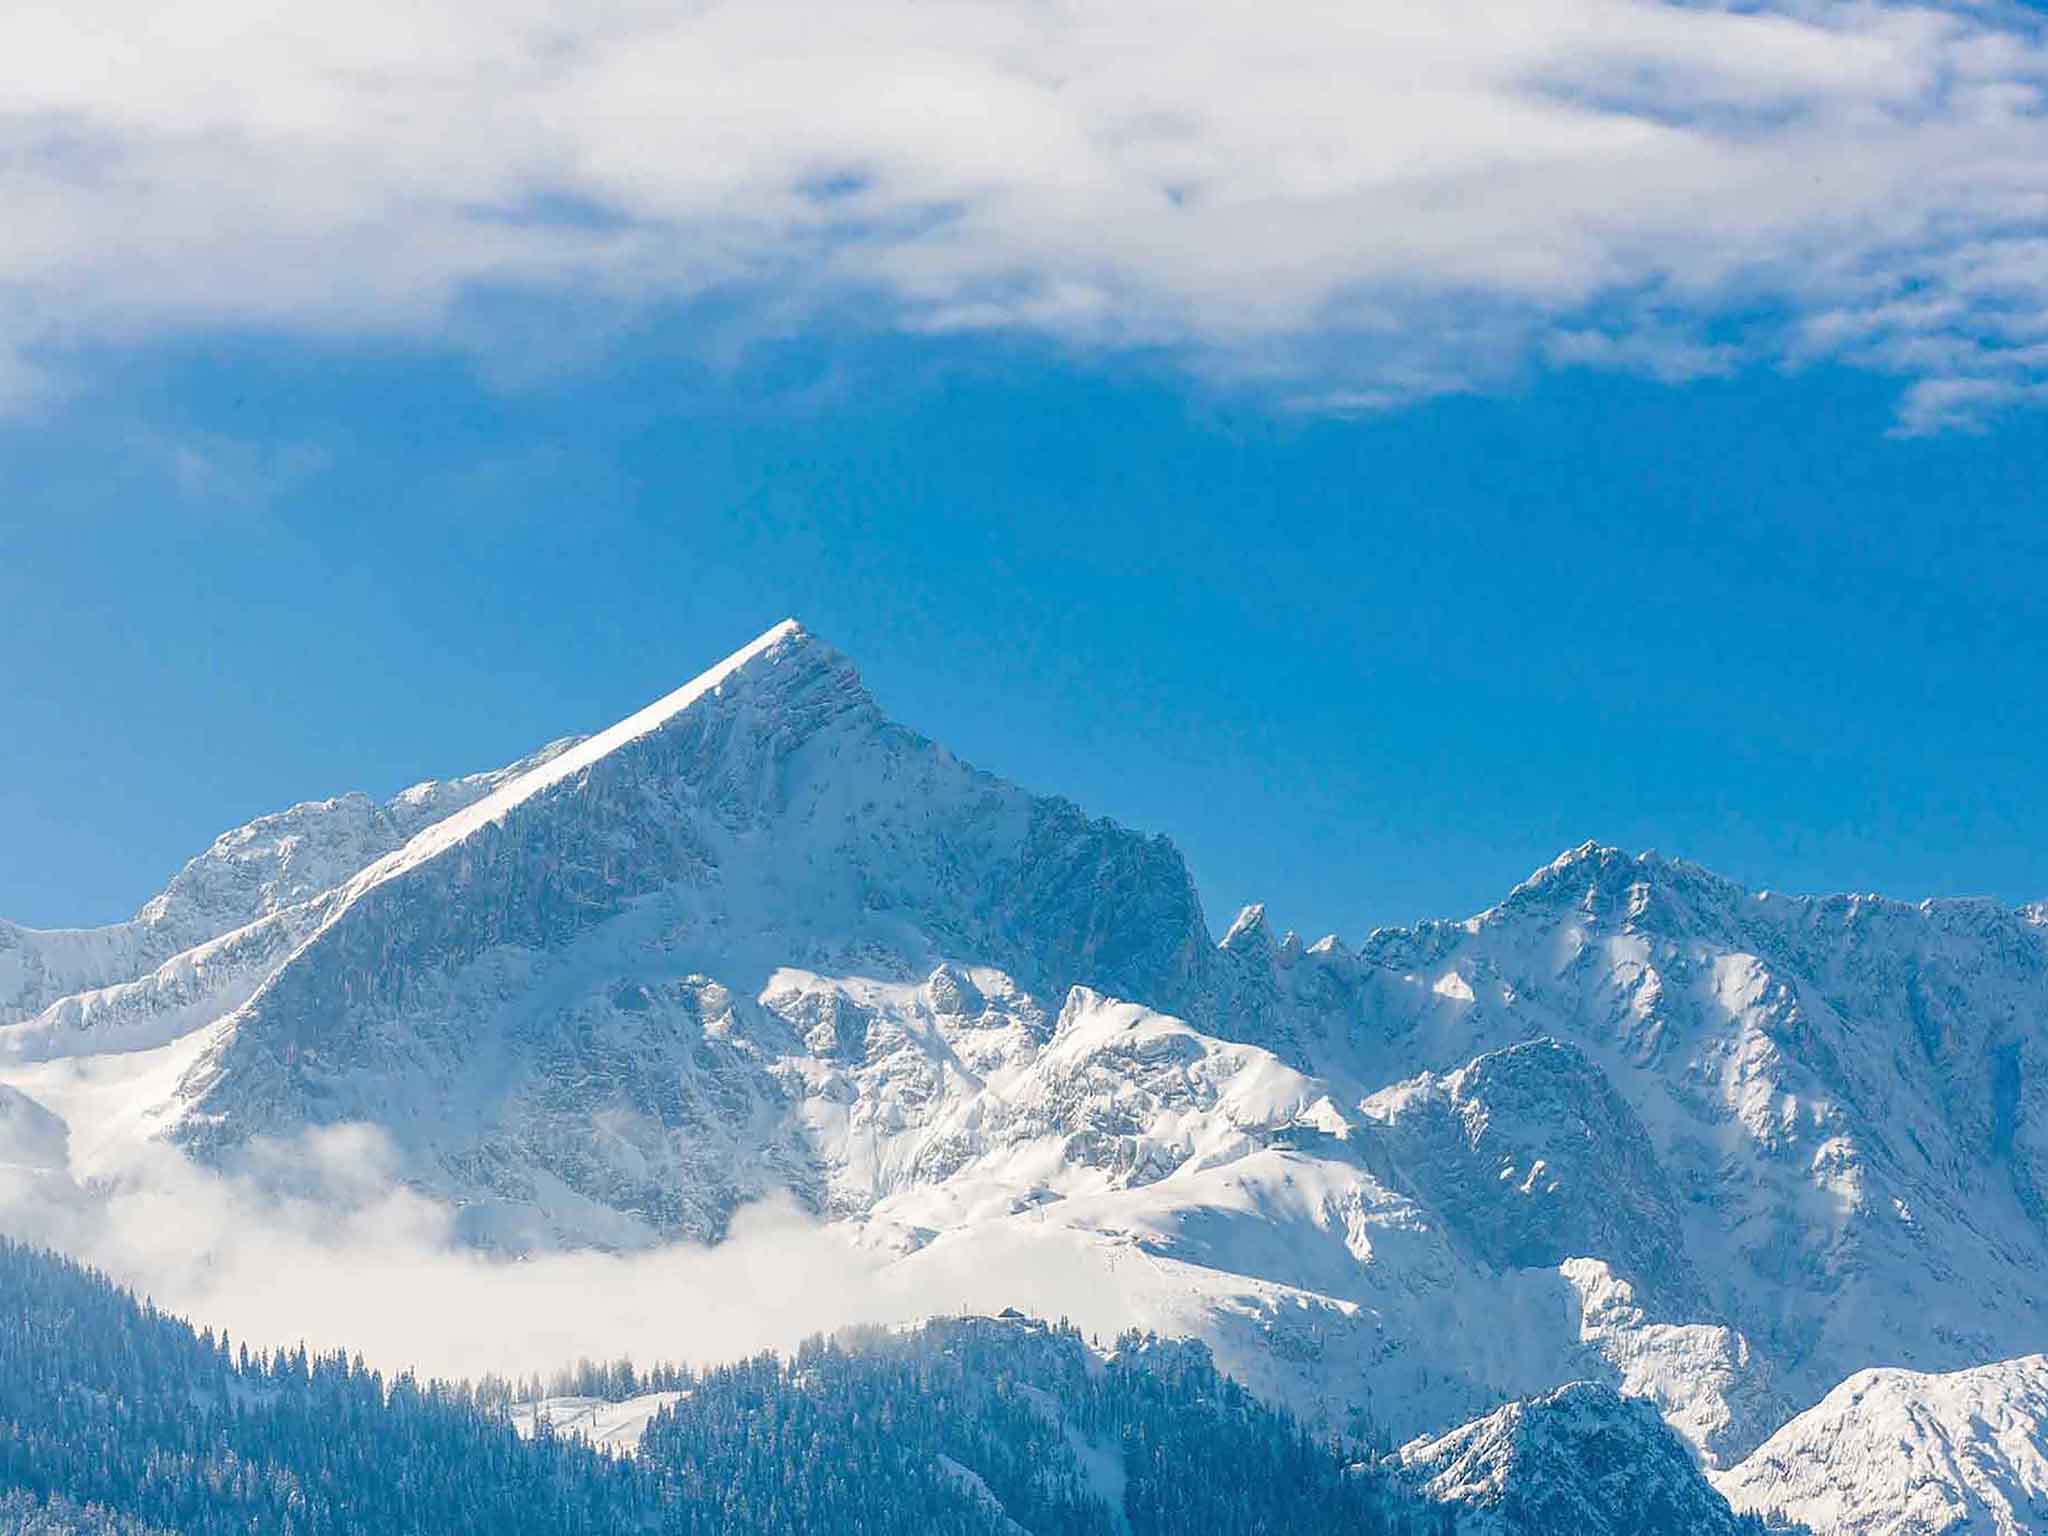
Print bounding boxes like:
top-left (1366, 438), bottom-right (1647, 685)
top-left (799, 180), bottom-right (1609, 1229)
top-left (163, 619), bottom-right (1216, 1210)
top-left (1396, 1382), bottom-right (1753, 1535)
top-left (556, 617), bottom-right (829, 774)
top-left (1525, 841), bottom-right (1659, 886)
top-left (1490, 841), bottom-right (1743, 931)
top-left (350, 619), bottom-right (851, 892)
top-left (1220, 902), bottom-right (1273, 954)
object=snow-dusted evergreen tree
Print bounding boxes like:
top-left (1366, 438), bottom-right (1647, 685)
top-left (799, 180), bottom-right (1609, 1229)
top-left (0, 1240), bottom-right (1432, 1534)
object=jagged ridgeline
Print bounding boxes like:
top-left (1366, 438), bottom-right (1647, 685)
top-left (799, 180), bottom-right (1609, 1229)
top-left (0, 1239), bottom-right (1778, 1536)
top-left (9, 619), bottom-right (2039, 1529)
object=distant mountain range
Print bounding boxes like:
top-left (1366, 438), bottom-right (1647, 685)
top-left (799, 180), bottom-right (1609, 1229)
top-left (4, 620), bottom-right (2045, 1533)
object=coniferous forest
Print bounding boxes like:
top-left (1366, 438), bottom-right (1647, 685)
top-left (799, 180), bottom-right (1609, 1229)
top-left (0, 1238), bottom-right (1451, 1535)
top-left (2, 1238), bottom-right (1792, 1535)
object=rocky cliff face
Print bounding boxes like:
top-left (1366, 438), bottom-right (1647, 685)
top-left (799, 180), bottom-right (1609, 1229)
top-left (1360, 1037), bottom-right (1704, 1313)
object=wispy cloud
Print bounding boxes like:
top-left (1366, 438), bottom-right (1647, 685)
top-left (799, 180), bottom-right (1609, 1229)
top-left (139, 430), bottom-right (333, 517)
top-left (3, 0), bottom-right (2046, 427)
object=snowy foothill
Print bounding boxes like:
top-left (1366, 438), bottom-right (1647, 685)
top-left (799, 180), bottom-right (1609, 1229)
top-left (1714, 1357), bottom-right (2048, 1536)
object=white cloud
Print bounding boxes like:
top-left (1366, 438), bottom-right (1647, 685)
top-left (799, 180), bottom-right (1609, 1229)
top-left (1893, 374), bottom-right (2048, 434)
top-left (2, 0), bottom-right (2046, 425)
top-left (0, 1124), bottom-right (1173, 1382)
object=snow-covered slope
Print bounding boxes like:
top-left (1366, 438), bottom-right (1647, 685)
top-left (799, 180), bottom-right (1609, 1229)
top-left (0, 1084), bottom-right (67, 1173)
top-left (2, 618), bottom-right (2045, 1508)
top-left (509, 1392), bottom-right (686, 1454)
top-left (1201, 845), bottom-right (2048, 1450)
top-left (1394, 1380), bottom-right (1755, 1534)
top-left (1716, 1356), bottom-right (2048, 1535)
top-left (0, 736), bottom-right (579, 1028)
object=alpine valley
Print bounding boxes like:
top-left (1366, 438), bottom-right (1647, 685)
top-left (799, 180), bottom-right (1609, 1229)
top-left (5, 622), bottom-right (2046, 1535)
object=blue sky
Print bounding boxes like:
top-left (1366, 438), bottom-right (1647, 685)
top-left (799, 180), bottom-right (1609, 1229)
top-left (2, 0), bottom-right (2045, 935)
top-left (4, 316), bottom-right (2043, 937)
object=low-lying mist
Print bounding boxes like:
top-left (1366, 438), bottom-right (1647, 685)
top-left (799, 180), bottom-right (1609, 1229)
top-left (0, 1125), bottom-right (1138, 1386)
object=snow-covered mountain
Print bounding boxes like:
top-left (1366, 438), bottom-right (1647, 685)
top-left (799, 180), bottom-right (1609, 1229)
top-left (0, 734), bottom-right (581, 1034)
top-left (145, 622), bottom-right (1213, 1248)
top-left (1208, 845), bottom-right (2048, 1458)
top-left (1394, 1380), bottom-right (1757, 1535)
top-left (1714, 1355), bottom-right (2048, 1535)
top-left (2, 619), bottom-right (2044, 1526)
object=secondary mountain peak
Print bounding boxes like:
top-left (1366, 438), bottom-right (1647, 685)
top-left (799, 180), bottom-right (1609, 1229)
top-left (1220, 902), bottom-right (1273, 954)
top-left (1494, 841), bottom-right (1741, 925)
top-left (1394, 1381), bottom-right (1757, 1535)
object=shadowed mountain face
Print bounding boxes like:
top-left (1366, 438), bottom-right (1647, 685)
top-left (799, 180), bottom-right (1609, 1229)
top-left (1395, 1381), bottom-right (1757, 1536)
top-left (3, 620), bottom-right (2046, 1508)
top-left (1360, 1038), bottom-right (1705, 1315)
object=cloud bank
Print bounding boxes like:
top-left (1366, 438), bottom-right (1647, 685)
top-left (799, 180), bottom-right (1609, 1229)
top-left (3, 0), bottom-right (2046, 426)
top-left (0, 1125), bottom-right (1136, 1385)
